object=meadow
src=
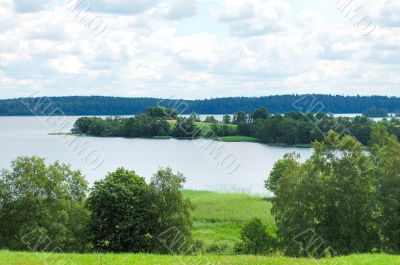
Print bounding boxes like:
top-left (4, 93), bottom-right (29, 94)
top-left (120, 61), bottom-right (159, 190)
top-left (1, 251), bottom-right (399, 265)
top-left (184, 191), bottom-right (274, 253)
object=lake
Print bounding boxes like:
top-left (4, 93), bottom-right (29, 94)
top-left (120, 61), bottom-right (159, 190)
top-left (0, 116), bottom-right (314, 195)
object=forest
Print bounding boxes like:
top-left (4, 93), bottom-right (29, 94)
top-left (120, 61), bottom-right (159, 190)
top-left (1, 94), bottom-right (400, 115)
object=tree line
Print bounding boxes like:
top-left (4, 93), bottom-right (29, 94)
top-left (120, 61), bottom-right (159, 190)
top-left (2, 94), bottom-right (400, 115)
top-left (0, 158), bottom-right (191, 253)
top-left (72, 106), bottom-right (400, 147)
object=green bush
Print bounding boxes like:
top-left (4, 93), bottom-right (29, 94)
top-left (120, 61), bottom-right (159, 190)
top-left (235, 218), bottom-right (277, 255)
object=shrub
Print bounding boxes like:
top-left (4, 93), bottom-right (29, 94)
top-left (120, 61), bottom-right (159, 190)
top-left (235, 218), bottom-right (277, 255)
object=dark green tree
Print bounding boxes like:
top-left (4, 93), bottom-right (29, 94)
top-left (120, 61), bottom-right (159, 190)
top-left (146, 106), bottom-right (177, 119)
top-left (86, 168), bottom-right (158, 252)
top-left (233, 111), bottom-right (248, 124)
top-left (222, 114), bottom-right (231, 124)
top-left (251, 107), bottom-right (269, 121)
top-left (173, 118), bottom-right (200, 138)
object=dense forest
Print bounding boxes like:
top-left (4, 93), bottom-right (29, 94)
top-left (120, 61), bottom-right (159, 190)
top-left (1, 94), bottom-right (400, 115)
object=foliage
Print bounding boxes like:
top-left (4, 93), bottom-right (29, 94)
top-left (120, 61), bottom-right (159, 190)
top-left (172, 118), bottom-right (200, 138)
top-left (145, 106), bottom-right (177, 119)
top-left (86, 168), bottom-right (158, 253)
top-left (265, 153), bottom-right (299, 193)
top-left (150, 168), bottom-right (193, 253)
top-left (233, 112), bottom-right (248, 124)
top-left (235, 218), bottom-right (277, 255)
top-left (0, 157), bottom-right (89, 252)
top-left (251, 107), bottom-right (269, 121)
top-left (372, 129), bottom-right (400, 253)
top-left (223, 114), bottom-right (232, 124)
top-left (72, 115), bottom-right (171, 137)
top-left (272, 132), bottom-right (380, 256)
top-left (204, 116), bottom-right (218, 123)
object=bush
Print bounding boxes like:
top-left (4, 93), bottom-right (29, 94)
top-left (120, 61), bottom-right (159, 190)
top-left (235, 218), bottom-right (277, 255)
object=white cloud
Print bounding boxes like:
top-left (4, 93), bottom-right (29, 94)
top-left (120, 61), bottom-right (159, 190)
top-left (0, 0), bottom-right (400, 99)
top-left (48, 55), bottom-right (84, 74)
top-left (214, 0), bottom-right (291, 36)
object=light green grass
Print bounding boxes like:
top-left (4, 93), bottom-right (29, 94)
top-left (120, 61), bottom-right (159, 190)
top-left (1, 251), bottom-right (398, 265)
top-left (184, 191), bottom-right (274, 252)
top-left (217, 136), bottom-right (260, 143)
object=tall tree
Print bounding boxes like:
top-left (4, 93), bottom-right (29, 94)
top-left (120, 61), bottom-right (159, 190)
top-left (86, 168), bottom-right (158, 252)
top-left (272, 132), bottom-right (380, 256)
top-left (372, 128), bottom-right (400, 253)
top-left (150, 168), bottom-right (192, 253)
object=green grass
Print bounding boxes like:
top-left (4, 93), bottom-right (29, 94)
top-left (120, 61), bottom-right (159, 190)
top-left (184, 191), bottom-right (274, 252)
top-left (152, 136), bottom-right (173, 139)
top-left (217, 136), bottom-right (260, 143)
top-left (265, 142), bottom-right (313, 148)
top-left (1, 251), bottom-right (398, 265)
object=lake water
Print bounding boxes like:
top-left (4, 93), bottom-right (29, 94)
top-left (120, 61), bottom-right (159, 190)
top-left (0, 116), bottom-right (314, 195)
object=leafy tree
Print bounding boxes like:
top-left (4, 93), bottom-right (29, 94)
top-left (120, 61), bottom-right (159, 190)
top-left (204, 116), bottom-right (218, 123)
top-left (235, 218), bottom-right (277, 255)
top-left (373, 132), bottom-right (400, 253)
top-left (86, 168), bottom-right (158, 252)
top-left (233, 111), bottom-right (248, 124)
top-left (0, 157), bottom-right (89, 252)
top-left (251, 107), bottom-right (269, 121)
top-left (189, 113), bottom-right (201, 122)
top-left (265, 153), bottom-right (299, 193)
top-left (272, 132), bottom-right (380, 256)
top-left (150, 168), bottom-right (192, 253)
top-left (173, 118), bottom-right (200, 138)
top-left (146, 106), bottom-right (177, 119)
top-left (222, 114), bottom-right (231, 124)
top-left (369, 124), bottom-right (390, 149)
top-left (236, 122), bottom-right (252, 136)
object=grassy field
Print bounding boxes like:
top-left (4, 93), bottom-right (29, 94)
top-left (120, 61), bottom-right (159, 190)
top-left (183, 191), bottom-right (274, 253)
top-left (1, 251), bottom-right (399, 265)
top-left (217, 136), bottom-right (260, 142)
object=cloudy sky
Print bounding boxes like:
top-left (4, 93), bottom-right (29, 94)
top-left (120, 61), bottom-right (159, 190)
top-left (0, 0), bottom-right (399, 99)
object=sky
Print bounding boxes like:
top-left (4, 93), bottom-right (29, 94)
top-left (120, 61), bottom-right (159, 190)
top-left (0, 0), bottom-right (399, 99)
